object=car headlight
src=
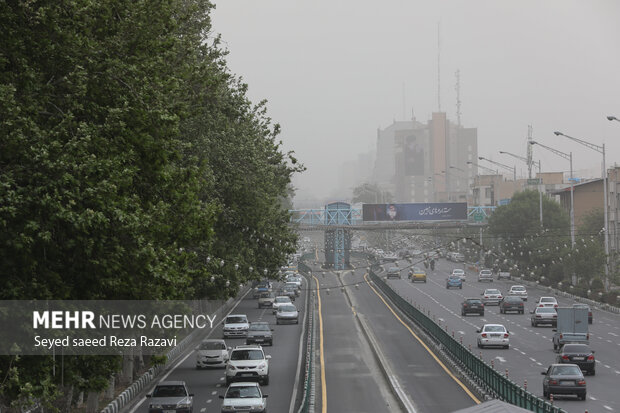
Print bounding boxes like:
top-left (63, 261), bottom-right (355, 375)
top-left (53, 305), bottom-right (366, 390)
top-left (150, 405), bottom-right (163, 409)
top-left (258, 362), bottom-right (266, 369)
top-left (228, 364), bottom-right (237, 370)
top-left (177, 403), bottom-right (191, 409)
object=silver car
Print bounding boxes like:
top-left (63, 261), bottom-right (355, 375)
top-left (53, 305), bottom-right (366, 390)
top-left (481, 288), bottom-right (503, 305)
top-left (478, 269), bottom-right (493, 282)
top-left (508, 285), bottom-right (528, 301)
top-left (147, 381), bottom-right (193, 413)
top-left (195, 339), bottom-right (229, 369)
top-left (276, 304), bottom-right (299, 324)
top-left (530, 307), bottom-right (557, 327)
top-left (219, 382), bottom-right (267, 413)
top-left (477, 324), bottom-right (510, 349)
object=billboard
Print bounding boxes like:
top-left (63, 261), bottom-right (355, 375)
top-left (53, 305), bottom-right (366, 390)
top-left (362, 203), bottom-right (467, 222)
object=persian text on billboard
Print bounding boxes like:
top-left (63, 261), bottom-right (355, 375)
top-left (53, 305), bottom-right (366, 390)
top-left (362, 203), bottom-right (467, 221)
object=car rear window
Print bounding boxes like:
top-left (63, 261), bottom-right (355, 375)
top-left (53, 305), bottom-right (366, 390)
top-left (552, 365), bottom-right (582, 376)
top-left (562, 344), bottom-right (589, 353)
top-left (483, 325), bottom-right (506, 332)
top-left (199, 341), bottom-right (225, 350)
top-left (537, 308), bottom-right (556, 313)
top-left (466, 299), bottom-right (482, 304)
top-left (153, 385), bottom-right (187, 397)
top-left (279, 305), bottom-right (296, 312)
top-left (231, 349), bottom-right (264, 361)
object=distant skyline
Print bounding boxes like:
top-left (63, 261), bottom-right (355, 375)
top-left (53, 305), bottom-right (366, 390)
top-left (212, 1), bottom-right (620, 206)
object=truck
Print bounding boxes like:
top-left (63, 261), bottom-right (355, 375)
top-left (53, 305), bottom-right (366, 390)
top-left (552, 307), bottom-right (589, 351)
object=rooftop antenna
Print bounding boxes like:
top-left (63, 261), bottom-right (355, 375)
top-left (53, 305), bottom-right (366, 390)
top-left (437, 21), bottom-right (441, 112)
top-left (527, 125), bottom-right (533, 179)
top-left (455, 69), bottom-right (461, 127)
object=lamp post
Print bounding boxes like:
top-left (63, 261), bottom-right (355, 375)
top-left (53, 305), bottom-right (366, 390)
top-left (529, 141), bottom-right (574, 248)
top-left (607, 115), bottom-right (619, 122)
top-left (554, 131), bottom-right (608, 285)
top-left (478, 156), bottom-right (517, 181)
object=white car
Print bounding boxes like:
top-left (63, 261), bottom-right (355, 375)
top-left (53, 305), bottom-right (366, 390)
top-left (272, 296), bottom-right (292, 314)
top-left (195, 339), bottom-right (229, 369)
top-left (223, 314), bottom-right (249, 338)
top-left (452, 268), bottom-right (466, 281)
top-left (477, 324), bottom-right (510, 349)
top-left (478, 269), bottom-right (493, 282)
top-left (220, 382), bottom-right (267, 413)
top-left (536, 296), bottom-right (558, 309)
top-left (481, 288), bottom-right (503, 305)
top-left (508, 285), bottom-right (528, 301)
top-left (276, 304), bottom-right (299, 324)
top-left (225, 345), bottom-right (271, 385)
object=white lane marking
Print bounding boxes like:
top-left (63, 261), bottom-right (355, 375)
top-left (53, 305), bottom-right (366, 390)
top-left (458, 331), bottom-right (465, 335)
top-left (219, 377), bottom-right (224, 381)
top-left (590, 396), bottom-right (597, 400)
top-left (615, 370), bottom-right (620, 374)
top-left (609, 332), bottom-right (619, 337)
top-left (495, 357), bottom-right (506, 363)
top-left (536, 362), bottom-right (542, 366)
top-left (604, 364), bottom-right (610, 368)
top-left (200, 408), bottom-right (207, 412)
top-left (206, 400), bottom-right (212, 404)
top-left (211, 391), bottom-right (217, 395)
top-left (604, 405), bottom-right (613, 411)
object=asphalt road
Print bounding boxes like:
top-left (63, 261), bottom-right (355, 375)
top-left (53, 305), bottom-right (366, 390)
top-left (381, 256), bottom-right (620, 413)
top-left (131, 279), bottom-right (307, 413)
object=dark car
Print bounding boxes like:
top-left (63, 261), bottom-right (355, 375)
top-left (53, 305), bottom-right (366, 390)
top-left (541, 364), bottom-right (586, 400)
top-left (557, 344), bottom-right (595, 375)
top-left (461, 298), bottom-right (484, 316)
top-left (245, 322), bottom-right (273, 346)
top-left (572, 304), bottom-right (593, 324)
top-left (499, 296), bottom-right (525, 314)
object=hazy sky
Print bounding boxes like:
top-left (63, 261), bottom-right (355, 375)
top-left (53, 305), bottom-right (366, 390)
top-left (212, 0), bottom-right (620, 205)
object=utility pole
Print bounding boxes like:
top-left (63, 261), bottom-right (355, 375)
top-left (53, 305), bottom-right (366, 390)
top-left (527, 125), bottom-right (533, 179)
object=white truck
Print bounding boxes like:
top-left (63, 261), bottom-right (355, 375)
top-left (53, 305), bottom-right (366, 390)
top-left (552, 307), bottom-right (589, 351)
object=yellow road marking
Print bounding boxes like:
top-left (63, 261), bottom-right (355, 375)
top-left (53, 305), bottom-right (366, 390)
top-left (363, 273), bottom-right (481, 404)
top-left (313, 275), bottom-right (328, 413)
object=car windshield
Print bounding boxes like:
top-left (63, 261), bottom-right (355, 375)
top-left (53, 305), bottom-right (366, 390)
top-left (153, 385), bottom-right (187, 398)
top-left (230, 349), bottom-right (264, 361)
top-left (483, 325), bottom-right (506, 332)
top-left (249, 323), bottom-right (269, 331)
top-left (199, 341), bottom-right (225, 350)
top-left (505, 297), bottom-right (521, 302)
top-left (226, 316), bottom-right (247, 324)
top-left (485, 290), bottom-right (500, 294)
top-left (279, 305), bottom-right (296, 312)
top-left (551, 365), bottom-right (582, 376)
top-left (480, 270), bottom-right (492, 275)
top-left (259, 292), bottom-right (272, 298)
top-left (449, 276), bottom-right (460, 280)
top-left (540, 297), bottom-right (556, 303)
top-left (537, 308), bottom-right (556, 313)
top-left (388, 267), bottom-right (399, 272)
top-left (225, 385), bottom-right (261, 399)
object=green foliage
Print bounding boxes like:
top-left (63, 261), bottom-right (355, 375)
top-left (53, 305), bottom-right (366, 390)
top-left (0, 0), bottom-right (302, 409)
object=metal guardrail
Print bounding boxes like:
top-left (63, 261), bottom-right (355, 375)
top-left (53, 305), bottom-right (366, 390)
top-left (368, 269), bottom-right (567, 413)
top-left (296, 260), bottom-right (315, 413)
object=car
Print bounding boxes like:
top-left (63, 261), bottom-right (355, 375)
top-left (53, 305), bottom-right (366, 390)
top-left (246, 322), bottom-right (273, 346)
top-left (257, 292), bottom-right (276, 309)
top-left (195, 339), bottom-right (229, 369)
top-left (408, 267), bottom-right (427, 283)
top-left (276, 304), bottom-right (299, 324)
top-left (536, 296), bottom-right (558, 309)
top-left (448, 252), bottom-right (464, 262)
top-left (541, 364), bottom-right (587, 400)
top-left (478, 269), bottom-right (493, 282)
top-left (253, 282), bottom-right (272, 298)
top-left (223, 315), bottom-right (249, 338)
top-left (279, 286), bottom-right (297, 302)
top-left (530, 307), bottom-right (557, 327)
top-left (481, 288), bottom-right (503, 305)
top-left (272, 296), bottom-right (292, 313)
top-left (219, 382), bottom-right (268, 413)
top-left (286, 275), bottom-right (302, 289)
top-left (284, 281), bottom-right (301, 296)
top-left (461, 298), bottom-right (484, 316)
top-left (497, 271), bottom-right (511, 280)
top-left (499, 296), bottom-right (524, 314)
top-left (477, 324), bottom-right (510, 349)
top-left (557, 343), bottom-right (595, 375)
top-left (147, 381), bottom-right (194, 413)
top-left (382, 252), bottom-right (399, 262)
top-left (572, 304), bottom-right (593, 324)
top-left (225, 345), bottom-right (271, 385)
top-left (446, 275), bottom-right (463, 289)
top-left (452, 268), bottom-right (466, 281)
top-left (386, 267), bottom-right (401, 279)
top-left (508, 285), bottom-right (528, 301)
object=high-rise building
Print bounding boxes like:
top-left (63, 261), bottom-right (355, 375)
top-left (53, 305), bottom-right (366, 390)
top-left (372, 113), bottom-right (478, 203)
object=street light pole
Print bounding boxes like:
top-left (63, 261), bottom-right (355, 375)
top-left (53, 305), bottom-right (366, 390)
top-left (554, 131), bottom-right (609, 286)
top-left (478, 156), bottom-right (517, 181)
top-left (529, 141), bottom-right (574, 247)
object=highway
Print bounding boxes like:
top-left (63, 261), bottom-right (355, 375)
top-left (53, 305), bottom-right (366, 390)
top-left (381, 255), bottom-right (620, 413)
top-left (130, 279), bottom-right (308, 413)
top-left (310, 257), bottom-right (478, 413)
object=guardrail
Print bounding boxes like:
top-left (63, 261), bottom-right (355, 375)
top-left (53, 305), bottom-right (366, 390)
top-left (296, 273), bottom-right (315, 413)
top-left (368, 268), bottom-right (567, 413)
